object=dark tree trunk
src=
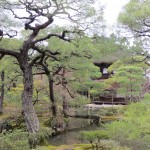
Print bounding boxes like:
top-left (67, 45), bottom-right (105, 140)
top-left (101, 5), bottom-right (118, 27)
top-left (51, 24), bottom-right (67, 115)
top-left (48, 75), bottom-right (57, 117)
top-left (22, 66), bottom-right (39, 132)
top-left (0, 71), bottom-right (4, 114)
top-left (62, 96), bottom-right (69, 118)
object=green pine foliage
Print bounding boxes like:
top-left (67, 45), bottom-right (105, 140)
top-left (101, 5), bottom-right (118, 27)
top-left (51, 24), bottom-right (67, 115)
top-left (80, 130), bottom-right (109, 142)
top-left (119, 0), bottom-right (150, 30)
top-left (105, 94), bottom-right (150, 150)
top-left (106, 58), bottom-right (147, 101)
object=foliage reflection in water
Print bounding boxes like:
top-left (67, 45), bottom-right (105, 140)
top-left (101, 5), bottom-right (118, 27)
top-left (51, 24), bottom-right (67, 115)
top-left (48, 124), bottom-right (100, 146)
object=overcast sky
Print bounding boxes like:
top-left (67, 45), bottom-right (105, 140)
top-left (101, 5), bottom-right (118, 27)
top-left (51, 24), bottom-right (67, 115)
top-left (102, 0), bottom-right (129, 26)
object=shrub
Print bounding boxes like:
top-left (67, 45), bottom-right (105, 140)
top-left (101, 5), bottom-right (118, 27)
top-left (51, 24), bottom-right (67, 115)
top-left (69, 96), bottom-right (91, 107)
top-left (29, 127), bottom-right (53, 148)
top-left (80, 129), bottom-right (109, 150)
top-left (0, 127), bottom-right (53, 150)
top-left (0, 130), bottom-right (30, 150)
top-left (105, 95), bottom-right (150, 150)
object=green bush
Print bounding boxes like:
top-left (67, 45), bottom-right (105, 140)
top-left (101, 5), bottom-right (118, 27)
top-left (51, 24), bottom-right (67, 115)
top-left (29, 127), bottom-right (53, 148)
top-left (0, 127), bottom-right (53, 150)
top-left (0, 130), bottom-right (30, 150)
top-left (80, 130), bottom-right (109, 145)
top-left (69, 96), bottom-right (91, 107)
top-left (105, 95), bottom-right (150, 150)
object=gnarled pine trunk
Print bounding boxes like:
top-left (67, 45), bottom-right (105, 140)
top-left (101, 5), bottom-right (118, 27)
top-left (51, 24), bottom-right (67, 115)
top-left (48, 75), bottom-right (57, 117)
top-left (22, 66), bottom-right (39, 132)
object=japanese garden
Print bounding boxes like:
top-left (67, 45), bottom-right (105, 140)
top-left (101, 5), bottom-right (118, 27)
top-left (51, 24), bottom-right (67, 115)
top-left (0, 0), bottom-right (150, 150)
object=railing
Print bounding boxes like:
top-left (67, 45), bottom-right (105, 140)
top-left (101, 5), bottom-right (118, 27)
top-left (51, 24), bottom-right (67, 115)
top-left (93, 101), bottom-right (127, 105)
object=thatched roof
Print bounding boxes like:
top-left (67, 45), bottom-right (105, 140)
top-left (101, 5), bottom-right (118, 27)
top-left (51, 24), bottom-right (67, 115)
top-left (93, 50), bottom-right (131, 65)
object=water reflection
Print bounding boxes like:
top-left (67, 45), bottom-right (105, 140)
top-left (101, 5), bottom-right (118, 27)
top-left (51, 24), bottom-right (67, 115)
top-left (48, 125), bottom-right (100, 146)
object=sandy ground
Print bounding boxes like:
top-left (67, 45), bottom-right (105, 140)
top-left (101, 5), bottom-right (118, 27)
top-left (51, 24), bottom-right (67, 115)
top-left (84, 103), bottom-right (124, 109)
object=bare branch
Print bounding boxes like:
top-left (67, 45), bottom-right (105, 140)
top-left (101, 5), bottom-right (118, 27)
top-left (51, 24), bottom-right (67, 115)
top-left (33, 72), bottom-right (45, 76)
top-left (45, 49), bottom-right (60, 56)
top-left (132, 56), bottom-right (149, 63)
top-left (4, 30), bottom-right (18, 38)
top-left (0, 54), bottom-right (4, 60)
top-left (62, 83), bottom-right (75, 98)
top-left (29, 54), bottom-right (43, 67)
top-left (143, 19), bottom-right (150, 27)
top-left (133, 28), bottom-right (150, 35)
top-left (0, 48), bottom-right (20, 59)
top-left (32, 46), bottom-right (60, 61)
top-left (34, 32), bottom-right (71, 44)
top-left (0, 30), bottom-right (3, 41)
top-left (32, 45), bottom-right (43, 53)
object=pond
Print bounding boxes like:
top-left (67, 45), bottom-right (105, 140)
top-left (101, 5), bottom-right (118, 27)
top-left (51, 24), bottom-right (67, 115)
top-left (48, 124), bottom-right (100, 146)
top-left (48, 106), bottom-right (118, 146)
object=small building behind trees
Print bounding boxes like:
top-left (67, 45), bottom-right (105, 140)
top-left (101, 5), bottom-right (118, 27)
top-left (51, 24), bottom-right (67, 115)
top-left (91, 50), bottom-right (131, 105)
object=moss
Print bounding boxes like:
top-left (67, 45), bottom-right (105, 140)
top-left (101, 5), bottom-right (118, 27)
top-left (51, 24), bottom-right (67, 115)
top-left (101, 116), bottom-right (121, 122)
top-left (74, 144), bottom-right (92, 150)
top-left (35, 143), bottom-right (130, 150)
top-left (35, 144), bottom-right (92, 150)
top-left (35, 145), bottom-right (56, 150)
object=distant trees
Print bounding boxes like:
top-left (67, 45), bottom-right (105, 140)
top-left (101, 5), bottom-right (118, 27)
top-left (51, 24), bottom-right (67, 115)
top-left (35, 35), bottom-right (102, 117)
top-left (118, 0), bottom-right (150, 96)
top-left (107, 57), bottom-right (148, 101)
top-left (119, 0), bottom-right (150, 60)
top-left (0, 53), bottom-right (21, 114)
top-left (119, 0), bottom-right (150, 37)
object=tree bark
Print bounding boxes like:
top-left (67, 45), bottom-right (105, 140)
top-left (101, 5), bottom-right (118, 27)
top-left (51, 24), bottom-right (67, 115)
top-left (48, 75), bottom-right (57, 117)
top-left (0, 71), bottom-right (4, 114)
top-left (22, 66), bottom-right (39, 132)
top-left (62, 96), bottom-right (69, 118)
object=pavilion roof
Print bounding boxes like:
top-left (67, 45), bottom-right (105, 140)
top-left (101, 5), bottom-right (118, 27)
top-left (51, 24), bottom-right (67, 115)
top-left (93, 50), bottom-right (131, 65)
